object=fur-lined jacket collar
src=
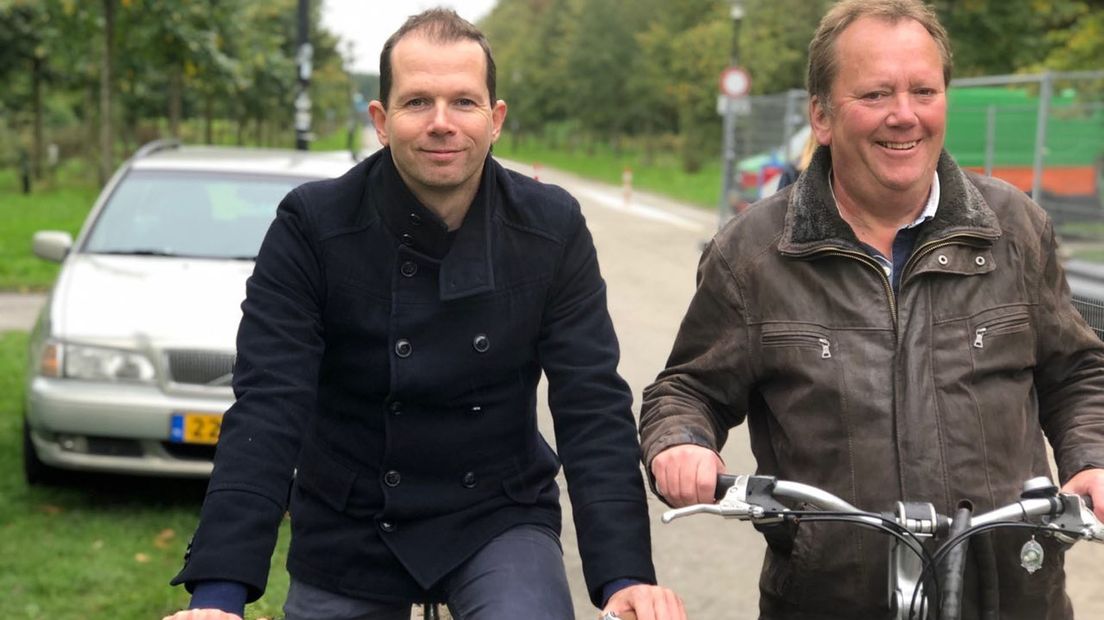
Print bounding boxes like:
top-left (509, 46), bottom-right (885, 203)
top-left (778, 145), bottom-right (1002, 256)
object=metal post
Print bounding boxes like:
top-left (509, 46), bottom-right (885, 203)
top-left (1031, 71), bottom-right (1053, 202)
top-left (782, 89), bottom-right (800, 157)
top-left (718, 2), bottom-right (745, 231)
top-left (719, 99), bottom-right (738, 231)
top-left (984, 104), bottom-right (996, 177)
top-left (294, 0), bottom-right (313, 150)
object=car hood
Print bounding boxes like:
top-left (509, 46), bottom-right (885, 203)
top-left (48, 254), bottom-right (254, 351)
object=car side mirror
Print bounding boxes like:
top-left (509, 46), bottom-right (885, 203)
top-left (33, 230), bottom-right (73, 263)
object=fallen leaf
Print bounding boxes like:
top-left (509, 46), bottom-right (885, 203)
top-left (134, 553), bottom-right (150, 563)
top-left (154, 528), bottom-right (176, 549)
top-left (91, 539), bottom-right (104, 551)
top-left (40, 504), bottom-right (63, 516)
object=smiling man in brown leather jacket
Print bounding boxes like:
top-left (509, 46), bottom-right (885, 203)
top-left (640, 1), bottom-right (1104, 618)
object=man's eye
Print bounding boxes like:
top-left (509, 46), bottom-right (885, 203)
top-left (406, 98), bottom-right (429, 108)
top-left (455, 98), bottom-right (477, 107)
top-left (862, 92), bottom-right (886, 101)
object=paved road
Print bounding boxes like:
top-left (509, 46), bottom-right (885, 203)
top-left (4, 157), bottom-right (1101, 618)
top-left (0, 292), bottom-right (45, 333)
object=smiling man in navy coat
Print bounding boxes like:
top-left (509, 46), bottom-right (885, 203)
top-left (165, 8), bottom-right (684, 620)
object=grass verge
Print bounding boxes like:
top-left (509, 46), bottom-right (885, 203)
top-left (0, 167), bottom-right (97, 292)
top-left (0, 331), bottom-right (291, 619)
top-left (494, 136), bottom-right (722, 209)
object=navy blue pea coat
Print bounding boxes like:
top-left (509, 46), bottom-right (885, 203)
top-left (172, 149), bottom-right (657, 606)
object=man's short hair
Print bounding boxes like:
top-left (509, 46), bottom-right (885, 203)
top-left (378, 8), bottom-right (497, 108)
top-left (807, 0), bottom-right (953, 114)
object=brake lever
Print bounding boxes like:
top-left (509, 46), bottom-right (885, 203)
top-left (1048, 494), bottom-right (1104, 544)
top-left (661, 482), bottom-right (767, 523)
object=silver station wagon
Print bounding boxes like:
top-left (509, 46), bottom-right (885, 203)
top-left (24, 140), bottom-right (357, 483)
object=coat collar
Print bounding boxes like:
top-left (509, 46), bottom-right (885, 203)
top-left (778, 145), bottom-right (1001, 256)
top-left (368, 148), bottom-right (497, 300)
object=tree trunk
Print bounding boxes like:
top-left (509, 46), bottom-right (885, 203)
top-left (168, 66), bottom-right (182, 139)
top-left (99, 0), bottom-right (115, 185)
top-left (204, 93), bottom-right (214, 144)
top-left (32, 55), bottom-right (44, 180)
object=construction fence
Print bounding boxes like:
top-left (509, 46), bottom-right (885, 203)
top-left (722, 71), bottom-right (1104, 253)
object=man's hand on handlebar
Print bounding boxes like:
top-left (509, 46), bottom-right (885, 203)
top-left (1061, 467), bottom-right (1104, 521)
top-left (650, 444), bottom-right (725, 508)
top-left (600, 583), bottom-right (685, 620)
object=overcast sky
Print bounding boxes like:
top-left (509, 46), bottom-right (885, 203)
top-left (320, 0), bottom-right (499, 75)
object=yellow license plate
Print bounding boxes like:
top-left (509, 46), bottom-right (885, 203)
top-left (169, 412), bottom-right (222, 445)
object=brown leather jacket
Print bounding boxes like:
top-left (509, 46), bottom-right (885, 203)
top-left (641, 147), bottom-right (1104, 619)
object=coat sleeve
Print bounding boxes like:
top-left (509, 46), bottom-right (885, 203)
top-left (1032, 218), bottom-right (1104, 482)
top-left (171, 188), bottom-right (326, 601)
top-left (536, 203), bottom-right (657, 606)
top-left (639, 240), bottom-right (753, 489)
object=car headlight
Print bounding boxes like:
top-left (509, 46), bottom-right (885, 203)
top-left (40, 341), bottom-right (156, 383)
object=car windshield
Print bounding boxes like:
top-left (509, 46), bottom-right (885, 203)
top-left (83, 170), bottom-right (315, 259)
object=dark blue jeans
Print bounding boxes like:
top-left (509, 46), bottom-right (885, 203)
top-left (283, 524), bottom-right (574, 619)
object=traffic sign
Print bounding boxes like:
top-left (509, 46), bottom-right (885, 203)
top-left (719, 66), bottom-right (751, 98)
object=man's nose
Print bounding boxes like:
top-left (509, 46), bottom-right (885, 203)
top-left (427, 101), bottom-right (455, 133)
top-left (886, 92), bottom-right (919, 126)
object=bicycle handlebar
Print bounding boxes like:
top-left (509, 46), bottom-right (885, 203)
top-left (663, 474), bottom-right (1103, 544)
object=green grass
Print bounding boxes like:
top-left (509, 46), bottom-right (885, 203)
top-left (494, 136), bottom-right (722, 209)
top-left (0, 332), bottom-right (292, 618)
top-left (0, 167), bottom-right (98, 292)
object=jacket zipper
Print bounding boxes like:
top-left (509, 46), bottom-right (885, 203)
top-left (973, 314), bottom-right (1030, 348)
top-left (762, 333), bottom-right (832, 358)
top-left (821, 248), bottom-right (897, 328)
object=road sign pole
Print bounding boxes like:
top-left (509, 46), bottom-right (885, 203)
top-left (719, 98), bottom-right (737, 231)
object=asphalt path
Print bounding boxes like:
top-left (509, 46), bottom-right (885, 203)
top-left (4, 154), bottom-right (1102, 618)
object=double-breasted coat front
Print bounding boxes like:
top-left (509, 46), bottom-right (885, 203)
top-left (173, 149), bottom-right (656, 606)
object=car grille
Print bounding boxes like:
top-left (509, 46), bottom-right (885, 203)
top-left (1072, 295), bottom-right (1104, 341)
top-left (87, 436), bottom-right (143, 457)
top-left (166, 350), bottom-right (236, 386)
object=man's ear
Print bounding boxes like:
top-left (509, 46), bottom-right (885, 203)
top-left (490, 100), bottom-right (507, 143)
top-left (368, 100), bottom-right (389, 147)
top-left (809, 95), bottom-right (832, 146)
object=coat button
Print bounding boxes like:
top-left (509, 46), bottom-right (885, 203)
top-left (470, 405), bottom-right (482, 415)
top-left (937, 254), bottom-right (949, 265)
top-left (462, 472), bottom-right (477, 488)
top-left (409, 213), bottom-right (423, 226)
top-left (401, 233), bottom-right (415, 246)
top-left (473, 334), bottom-right (490, 353)
top-left (380, 521), bottom-right (396, 532)
top-left (389, 400), bottom-right (403, 415)
top-left (975, 256), bottom-right (986, 266)
top-left (384, 470), bottom-right (401, 487)
top-left (395, 339), bottom-right (412, 358)
top-left (400, 261), bottom-right (418, 277)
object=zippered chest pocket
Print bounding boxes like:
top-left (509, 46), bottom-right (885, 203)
top-left (965, 308), bottom-right (1035, 378)
top-left (972, 310), bottom-right (1031, 349)
top-left (762, 330), bottom-right (833, 359)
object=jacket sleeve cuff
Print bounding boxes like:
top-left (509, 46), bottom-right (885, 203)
top-left (189, 580), bottom-right (248, 617)
top-left (601, 578), bottom-right (642, 607)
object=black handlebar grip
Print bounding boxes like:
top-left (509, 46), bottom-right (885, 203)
top-left (716, 474), bottom-right (739, 501)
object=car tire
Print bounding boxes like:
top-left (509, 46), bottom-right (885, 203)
top-left (23, 417), bottom-right (64, 486)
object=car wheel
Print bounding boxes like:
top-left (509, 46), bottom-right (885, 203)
top-left (23, 417), bottom-right (64, 485)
